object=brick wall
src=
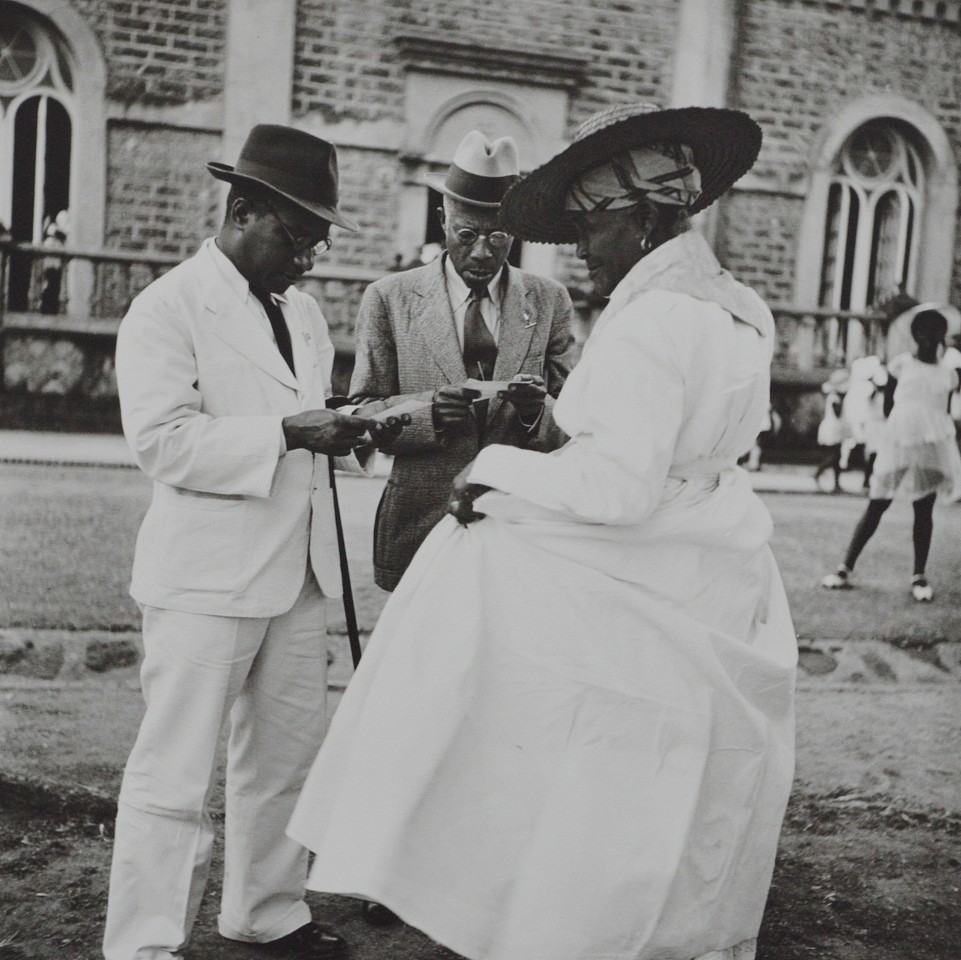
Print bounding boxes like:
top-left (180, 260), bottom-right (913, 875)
top-left (329, 147), bottom-right (402, 272)
top-left (732, 0), bottom-right (961, 304)
top-left (293, 0), bottom-right (678, 135)
top-left (106, 124), bottom-right (222, 256)
top-left (717, 193), bottom-right (802, 306)
top-left (71, 0), bottom-right (226, 106)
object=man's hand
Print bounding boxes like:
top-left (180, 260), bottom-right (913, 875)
top-left (366, 413), bottom-right (412, 448)
top-left (283, 409), bottom-right (375, 456)
top-left (447, 462), bottom-right (492, 526)
top-left (498, 374), bottom-right (546, 423)
top-left (432, 385), bottom-right (481, 430)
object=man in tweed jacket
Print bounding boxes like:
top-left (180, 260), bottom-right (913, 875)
top-left (351, 131), bottom-right (576, 590)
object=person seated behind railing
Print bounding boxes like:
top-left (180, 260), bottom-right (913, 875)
top-left (39, 209), bottom-right (68, 314)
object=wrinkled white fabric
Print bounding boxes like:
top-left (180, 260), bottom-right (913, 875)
top-left (289, 231), bottom-right (797, 960)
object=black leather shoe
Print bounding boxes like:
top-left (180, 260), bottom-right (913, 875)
top-left (253, 922), bottom-right (348, 959)
top-left (362, 900), bottom-right (399, 927)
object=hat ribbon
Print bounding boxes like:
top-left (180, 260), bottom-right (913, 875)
top-left (565, 143), bottom-right (703, 212)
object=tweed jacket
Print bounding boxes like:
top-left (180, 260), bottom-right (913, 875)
top-left (349, 256), bottom-right (577, 590)
top-left (116, 238), bottom-right (368, 618)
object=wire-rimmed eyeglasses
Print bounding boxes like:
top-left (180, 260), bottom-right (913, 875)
top-left (263, 197), bottom-right (332, 256)
top-left (452, 227), bottom-right (512, 249)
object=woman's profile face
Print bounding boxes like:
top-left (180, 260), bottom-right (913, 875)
top-left (570, 206), bottom-right (649, 297)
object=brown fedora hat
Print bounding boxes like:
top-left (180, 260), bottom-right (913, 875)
top-left (207, 124), bottom-right (359, 232)
top-left (499, 103), bottom-right (761, 244)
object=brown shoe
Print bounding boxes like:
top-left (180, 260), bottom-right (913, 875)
top-left (250, 922), bottom-right (348, 959)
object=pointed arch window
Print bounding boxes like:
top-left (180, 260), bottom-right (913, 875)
top-left (0, 5), bottom-right (74, 308)
top-left (1, 7), bottom-right (73, 241)
top-left (819, 121), bottom-right (923, 313)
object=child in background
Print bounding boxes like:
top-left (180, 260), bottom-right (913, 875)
top-left (822, 309), bottom-right (961, 601)
top-left (813, 369), bottom-right (848, 493)
top-left (842, 355), bottom-right (889, 490)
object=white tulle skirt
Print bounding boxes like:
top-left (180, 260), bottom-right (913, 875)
top-left (869, 408), bottom-right (961, 501)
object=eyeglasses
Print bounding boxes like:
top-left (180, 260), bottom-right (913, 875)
top-left (263, 198), bottom-right (332, 256)
top-left (452, 227), bottom-right (512, 249)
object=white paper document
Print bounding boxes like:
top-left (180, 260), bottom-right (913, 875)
top-left (463, 379), bottom-right (514, 399)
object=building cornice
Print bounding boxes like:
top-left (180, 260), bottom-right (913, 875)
top-left (393, 33), bottom-right (588, 90)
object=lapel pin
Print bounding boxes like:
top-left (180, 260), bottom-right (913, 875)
top-left (523, 312), bottom-right (536, 328)
top-left (303, 331), bottom-right (312, 344)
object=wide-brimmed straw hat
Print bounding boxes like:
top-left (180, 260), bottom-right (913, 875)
top-left (426, 130), bottom-right (521, 208)
top-left (207, 124), bottom-right (359, 232)
top-left (499, 103), bottom-right (762, 244)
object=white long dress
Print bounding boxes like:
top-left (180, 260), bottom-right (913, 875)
top-left (288, 231), bottom-right (798, 960)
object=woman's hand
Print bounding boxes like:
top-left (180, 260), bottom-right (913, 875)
top-left (447, 463), bottom-right (492, 526)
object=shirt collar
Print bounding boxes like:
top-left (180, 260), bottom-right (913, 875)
top-left (205, 237), bottom-right (289, 304)
top-left (443, 252), bottom-right (504, 309)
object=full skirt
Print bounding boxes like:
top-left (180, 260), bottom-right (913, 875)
top-left (289, 477), bottom-right (797, 960)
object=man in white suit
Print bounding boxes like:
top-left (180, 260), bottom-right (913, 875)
top-left (104, 125), bottom-right (397, 960)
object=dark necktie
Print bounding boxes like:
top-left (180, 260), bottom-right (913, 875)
top-left (462, 286), bottom-right (497, 440)
top-left (251, 287), bottom-right (295, 376)
top-left (462, 286), bottom-right (497, 382)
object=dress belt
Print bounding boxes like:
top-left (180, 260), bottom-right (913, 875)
top-left (667, 457), bottom-right (737, 480)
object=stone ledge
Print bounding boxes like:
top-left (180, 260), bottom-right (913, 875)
top-left (0, 629), bottom-right (140, 680)
top-left (798, 638), bottom-right (961, 684)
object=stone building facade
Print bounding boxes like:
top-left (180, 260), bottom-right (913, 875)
top-left (1, 0), bottom-right (959, 443)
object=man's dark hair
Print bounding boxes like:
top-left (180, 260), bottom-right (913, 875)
top-left (223, 184), bottom-right (272, 223)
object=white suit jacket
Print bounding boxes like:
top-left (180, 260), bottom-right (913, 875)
top-left (116, 238), bottom-right (365, 618)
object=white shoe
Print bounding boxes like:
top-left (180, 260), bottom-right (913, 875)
top-left (821, 569), bottom-right (852, 589)
top-left (911, 578), bottom-right (933, 602)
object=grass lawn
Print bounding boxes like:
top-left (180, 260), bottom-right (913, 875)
top-left (765, 491), bottom-right (961, 641)
top-left (2, 462), bottom-right (961, 640)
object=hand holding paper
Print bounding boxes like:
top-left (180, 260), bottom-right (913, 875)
top-left (496, 374), bottom-right (547, 422)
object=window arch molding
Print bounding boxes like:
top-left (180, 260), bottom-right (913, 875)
top-left (4, 0), bottom-right (106, 252)
top-left (794, 95), bottom-right (956, 308)
top-left (417, 89), bottom-right (543, 167)
top-left (396, 80), bottom-right (567, 276)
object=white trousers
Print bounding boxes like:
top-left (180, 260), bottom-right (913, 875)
top-left (103, 573), bottom-right (329, 960)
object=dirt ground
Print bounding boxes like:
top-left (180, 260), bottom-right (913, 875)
top-left (2, 767), bottom-right (959, 960)
top-left (2, 466), bottom-right (961, 959)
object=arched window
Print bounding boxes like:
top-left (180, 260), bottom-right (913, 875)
top-left (1, 7), bottom-right (73, 240)
top-left (819, 120), bottom-right (923, 313)
top-left (0, 5), bottom-right (74, 309)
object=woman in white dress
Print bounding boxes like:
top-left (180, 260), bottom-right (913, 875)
top-left (822, 308), bottom-right (961, 602)
top-left (289, 103), bottom-right (798, 960)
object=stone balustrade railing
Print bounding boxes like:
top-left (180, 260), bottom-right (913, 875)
top-left (768, 304), bottom-right (891, 379)
top-left (0, 241), bottom-right (381, 406)
top-left (0, 240), bottom-right (895, 441)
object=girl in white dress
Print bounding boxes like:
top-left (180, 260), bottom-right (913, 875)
top-left (289, 104), bottom-right (797, 960)
top-left (822, 309), bottom-right (961, 601)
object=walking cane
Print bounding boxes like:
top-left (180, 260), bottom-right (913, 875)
top-left (327, 456), bottom-right (363, 669)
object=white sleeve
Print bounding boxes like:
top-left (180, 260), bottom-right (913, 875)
top-left (116, 299), bottom-right (284, 498)
top-left (468, 313), bottom-right (685, 525)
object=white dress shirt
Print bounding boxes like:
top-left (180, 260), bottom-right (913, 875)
top-left (210, 238), bottom-right (291, 346)
top-left (443, 254), bottom-right (504, 349)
